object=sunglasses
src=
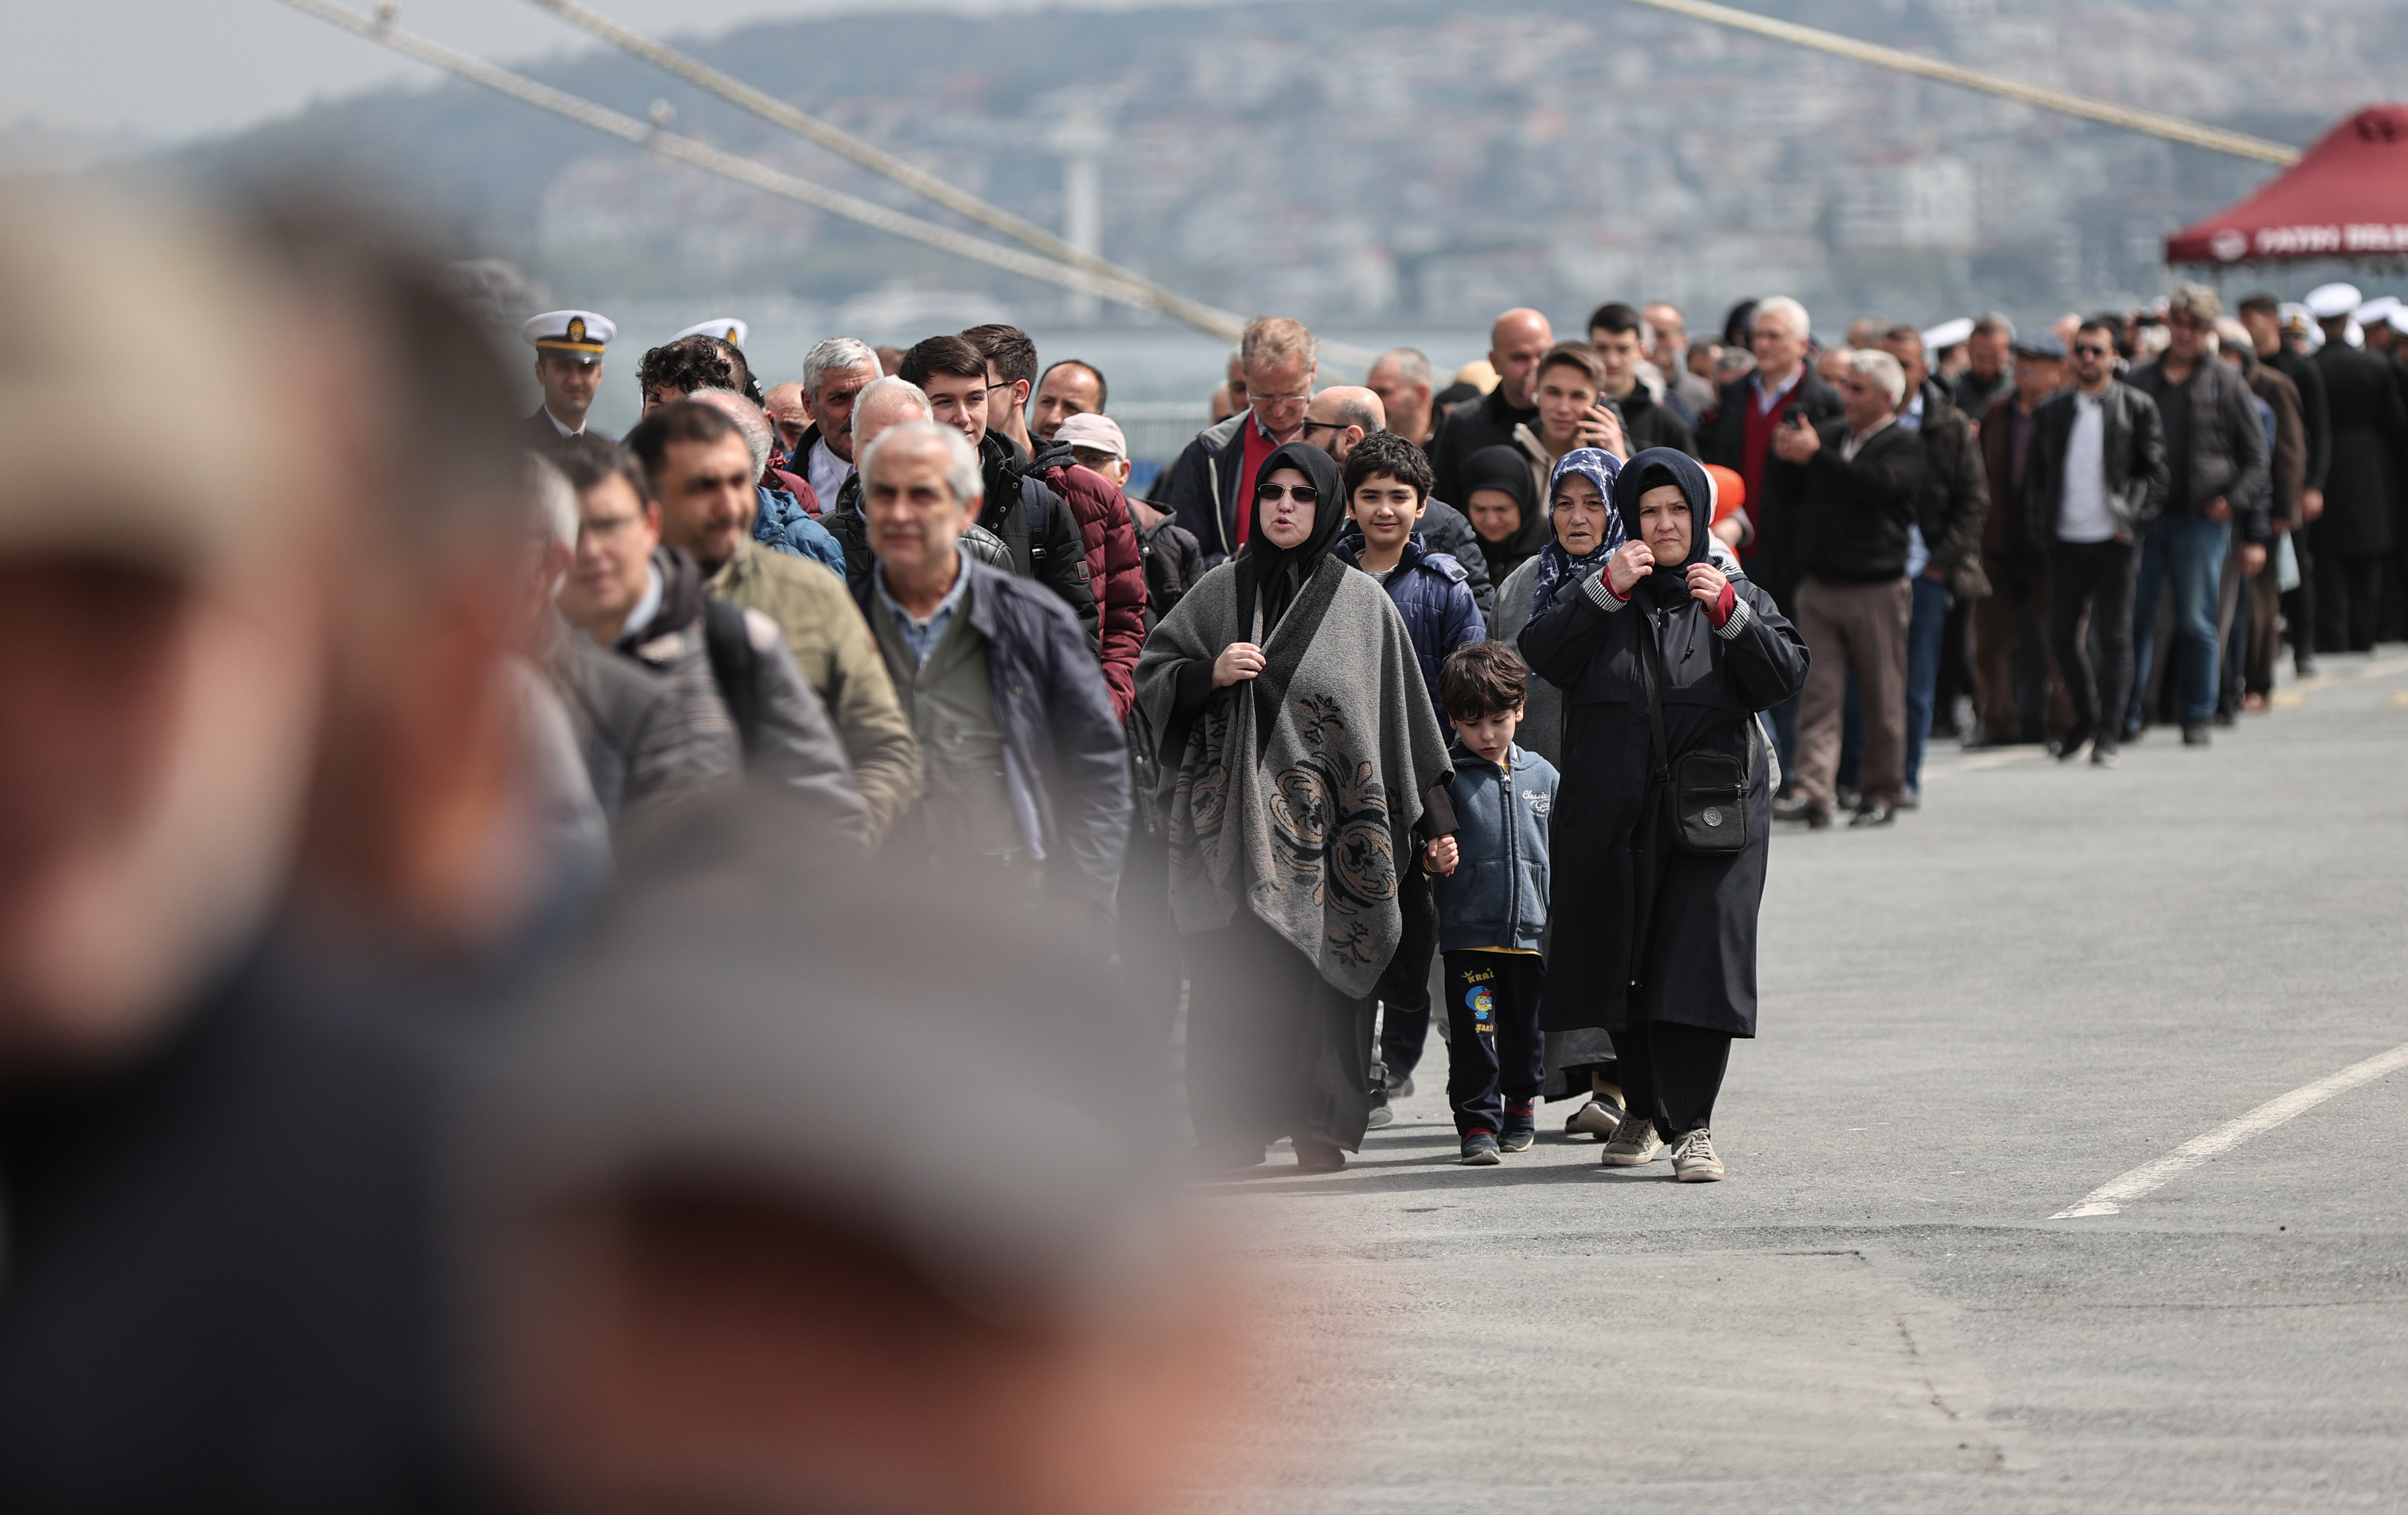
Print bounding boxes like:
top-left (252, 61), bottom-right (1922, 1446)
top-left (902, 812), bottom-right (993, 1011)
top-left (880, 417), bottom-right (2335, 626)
top-left (2074, 344), bottom-right (2114, 358)
top-left (1256, 483), bottom-right (1319, 504)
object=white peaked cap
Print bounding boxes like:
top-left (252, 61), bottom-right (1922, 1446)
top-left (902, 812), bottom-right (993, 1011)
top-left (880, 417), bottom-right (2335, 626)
top-left (671, 317), bottom-right (749, 347)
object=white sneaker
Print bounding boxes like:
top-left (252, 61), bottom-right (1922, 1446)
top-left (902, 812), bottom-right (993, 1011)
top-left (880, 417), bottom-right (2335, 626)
top-left (1565, 1099), bottom-right (1622, 1140)
top-left (1599, 1113), bottom-right (1665, 1166)
top-left (1670, 1128), bottom-right (1725, 1182)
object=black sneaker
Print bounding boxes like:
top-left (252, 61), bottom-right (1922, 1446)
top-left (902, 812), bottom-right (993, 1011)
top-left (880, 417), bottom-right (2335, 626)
top-left (2051, 722), bottom-right (2093, 761)
top-left (2091, 743), bottom-right (2120, 768)
top-left (1460, 1131), bottom-right (1502, 1165)
top-left (1293, 1137), bottom-right (1346, 1174)
top-left (1500, 1099), bottom-right (1538, 1152)
top-left (2181, 723), bottom-right (2212, 747)
top-left (1773, 794), bottom-right (1831, 828)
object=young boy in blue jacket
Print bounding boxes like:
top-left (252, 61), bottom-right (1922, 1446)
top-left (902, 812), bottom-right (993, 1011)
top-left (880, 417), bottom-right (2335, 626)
top-left (1422, 641), bottom-right (1558, 1164)
top-left (1335, 430), bottom-right (1488, 1114)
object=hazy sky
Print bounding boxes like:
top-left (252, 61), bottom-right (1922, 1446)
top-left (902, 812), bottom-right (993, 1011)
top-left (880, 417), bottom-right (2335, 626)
top-left (6, 0), bottom-right (1147, 144)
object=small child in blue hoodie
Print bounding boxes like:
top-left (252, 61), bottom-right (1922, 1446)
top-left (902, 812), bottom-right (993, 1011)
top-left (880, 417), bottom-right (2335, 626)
top-left (1423, 641), bottom-right (1559, 1165)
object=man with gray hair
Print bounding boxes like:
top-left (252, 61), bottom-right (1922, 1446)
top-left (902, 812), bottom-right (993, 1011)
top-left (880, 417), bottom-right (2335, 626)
top-left (1772, 347), bottom-right (1927, 827)
top-left (1702, 294), bottom-right (1844, 610)
top-left (854, 420), bottom-right (1127, 924)
top-left (1365, 346), bottom-right (1437, 451)
top-left (1161, 315), bottom-right (1318, 561)
top-left (818, 375), bottom-right (1012, 589)
top-left (789, 335), bottom-right (885, 512)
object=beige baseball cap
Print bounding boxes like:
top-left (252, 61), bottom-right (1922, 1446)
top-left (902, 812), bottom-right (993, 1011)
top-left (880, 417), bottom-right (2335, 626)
top-left (0, 182), bottom-right (296, 575)
top-left (1054, 411), bottom-right (1127, 460)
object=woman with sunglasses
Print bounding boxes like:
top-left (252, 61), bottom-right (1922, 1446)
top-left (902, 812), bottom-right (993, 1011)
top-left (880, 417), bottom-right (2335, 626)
top-left (1136, 441), bottom-right (1456, 1174)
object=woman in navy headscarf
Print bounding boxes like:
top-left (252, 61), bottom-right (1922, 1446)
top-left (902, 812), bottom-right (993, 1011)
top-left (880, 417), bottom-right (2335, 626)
top-left (1516, 448), bottom-right (1807, 1181)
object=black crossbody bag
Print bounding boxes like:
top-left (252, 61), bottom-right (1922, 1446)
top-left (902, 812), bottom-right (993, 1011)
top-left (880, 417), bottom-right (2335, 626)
top-left (1638, 607), bottom-right (1750, 856)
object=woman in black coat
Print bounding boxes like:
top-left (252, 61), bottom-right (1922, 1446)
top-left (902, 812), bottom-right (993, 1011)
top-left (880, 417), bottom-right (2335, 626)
top-left (1517, 448), bottom-right (1808, 1181)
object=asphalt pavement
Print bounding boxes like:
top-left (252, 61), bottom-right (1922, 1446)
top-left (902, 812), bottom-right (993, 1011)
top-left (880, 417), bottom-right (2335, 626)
top-left (1179, 646), bottom-right (2408, 1514)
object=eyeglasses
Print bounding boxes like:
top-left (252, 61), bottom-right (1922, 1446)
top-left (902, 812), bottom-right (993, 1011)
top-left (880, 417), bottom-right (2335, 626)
top-left (1249, 392), bottom-right (1311, 411)
top-left (983, 380), bottom-right (1018, 398)
top-left (1255, 483), bottom-right (1319, 504)
top-left (1296, 418), bottom-right (1351, 436)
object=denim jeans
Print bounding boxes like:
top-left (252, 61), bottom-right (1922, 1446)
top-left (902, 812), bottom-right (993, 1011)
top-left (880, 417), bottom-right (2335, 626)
top-left (1901, 573), bottom-right (1949, 793)
top-left (2127, 514), bottom-right (2231, 730)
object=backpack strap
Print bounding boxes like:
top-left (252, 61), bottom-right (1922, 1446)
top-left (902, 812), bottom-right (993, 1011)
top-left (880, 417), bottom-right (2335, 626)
top-left (700, 598), bottom-right (763, 756)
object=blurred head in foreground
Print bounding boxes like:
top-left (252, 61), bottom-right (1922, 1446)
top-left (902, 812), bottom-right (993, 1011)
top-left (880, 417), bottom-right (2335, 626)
top-left (0, 182), bottom-right (331, 1069)
top-left (465, 801), bottom-right (1235, 1514)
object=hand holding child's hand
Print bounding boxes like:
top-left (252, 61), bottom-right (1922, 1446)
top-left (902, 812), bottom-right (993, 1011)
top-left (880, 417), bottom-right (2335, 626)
top-left (1424, 835), bottom-right (1459, 876)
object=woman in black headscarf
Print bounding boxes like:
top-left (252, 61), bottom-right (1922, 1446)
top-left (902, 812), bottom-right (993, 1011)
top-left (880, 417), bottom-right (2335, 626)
top-left (1135, 442), bottom-right (1454, 1173)
top-left (1517, 448), bottom-right (1808, 1182)
top-left (1460, 443), bottom-right (1551, 585)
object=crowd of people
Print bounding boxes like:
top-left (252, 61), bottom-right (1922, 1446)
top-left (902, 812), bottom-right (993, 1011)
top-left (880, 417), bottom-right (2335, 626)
top-left (6, 171), bottom-right (2404, 1508)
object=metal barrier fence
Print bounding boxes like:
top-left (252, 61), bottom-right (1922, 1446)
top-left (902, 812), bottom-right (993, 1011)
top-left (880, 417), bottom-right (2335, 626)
top-left (1112, 400), bottom-right (1209, 474)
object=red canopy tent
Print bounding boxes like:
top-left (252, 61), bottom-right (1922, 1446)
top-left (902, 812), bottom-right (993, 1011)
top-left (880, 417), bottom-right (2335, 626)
top-left (2166, 105), bottom-right (2408, 266)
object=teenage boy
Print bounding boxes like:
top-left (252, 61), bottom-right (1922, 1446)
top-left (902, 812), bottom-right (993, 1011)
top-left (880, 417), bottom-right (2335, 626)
top-left (1423, 642), bottom-right (1558, 1165)
top-left (1333, 431), bottom-right (1483, 1111)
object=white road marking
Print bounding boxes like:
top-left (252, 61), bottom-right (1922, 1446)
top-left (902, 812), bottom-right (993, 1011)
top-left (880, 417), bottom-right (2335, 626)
top-left (2051, 1044), bottom-right (2408, 1218)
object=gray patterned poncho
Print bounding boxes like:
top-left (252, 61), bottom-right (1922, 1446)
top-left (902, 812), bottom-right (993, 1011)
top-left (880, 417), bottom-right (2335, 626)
top-left (1135, 555), bottom-right (1453, 999)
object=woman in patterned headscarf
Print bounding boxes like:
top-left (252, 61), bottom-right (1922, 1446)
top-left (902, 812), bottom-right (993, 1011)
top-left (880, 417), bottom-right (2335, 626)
top-left (1135, 441), bottom-right (1455, 1174)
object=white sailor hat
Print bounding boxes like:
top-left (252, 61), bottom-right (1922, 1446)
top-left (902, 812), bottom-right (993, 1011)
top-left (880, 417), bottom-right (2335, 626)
top-left (671, 317), bottom-right (749, 347)
top-left (1921, 316), bottom-right (1975, 351)
top-left (522, 309), bottom-right (615, 359)
top-left (2356, 295), bottom-right (2400, 327)
top-left (2304, 283), bottom-right (2364, 320)
top-left (2389, 307), bottom-right (2408, 337)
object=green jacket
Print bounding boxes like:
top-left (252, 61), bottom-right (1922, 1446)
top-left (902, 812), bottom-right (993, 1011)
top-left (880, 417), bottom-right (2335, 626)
top-left (707, 541), bottom-right (922, 844)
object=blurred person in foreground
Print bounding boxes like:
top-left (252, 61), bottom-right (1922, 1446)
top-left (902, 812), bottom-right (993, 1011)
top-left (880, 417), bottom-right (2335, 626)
top-left (855, 420), bottom-right (1127, 931)
top-left (1770, 349), bottom-right (1924, 828)
top-left (2026, 318), bottom-right (2169, 767)
top-left (554, 424), bottom-right (865, 846)
top-left (1430, 307), bottom-right (1555, 506)
top-left (2123, 285), bottom-right (2268, 745)
top-left (0, 184), bottom-right (591, 1506)
top-left (1162, 317), bottom-right (1319, 563)
top-left (1137, 441), bottom-right (1454, 1175)
top-left (653, 393), bottom-right (921, 845)
top-left (1970, 334), bottom-right (2078, 751)
top-left (1519, 450), bottom-right (1808, 1181)
top-left (465, 803), bottom-right (1242, 1515)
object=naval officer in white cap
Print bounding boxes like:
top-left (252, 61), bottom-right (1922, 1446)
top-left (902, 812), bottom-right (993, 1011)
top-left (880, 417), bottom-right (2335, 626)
top-left (670, 316), bottom-right (748, 348)
top-left (523, 309), bottom-right (617, 445)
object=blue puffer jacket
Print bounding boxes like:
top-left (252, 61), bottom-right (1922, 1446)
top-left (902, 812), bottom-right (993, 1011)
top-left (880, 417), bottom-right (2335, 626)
top-left (1430, 742), bottom-right (1557, 954)
top-left (1332, 534), bottom-right (1485, 724)
top-left (755, 486), bottom-right (848, 578)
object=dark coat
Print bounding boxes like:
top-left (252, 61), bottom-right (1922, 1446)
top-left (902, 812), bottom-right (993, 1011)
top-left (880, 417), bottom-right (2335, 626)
top-left (1430, 742), bottom-right (1558, 955)
top-left (2026, 381), bottom-right (2170, 543)
top-left (2266, 345), bottom-right (2331, 492)
top-left (851, 555), bottom-right (1129, 910)
top-left (2310, 343), bottom-right (2408, 559)
top-left (1331, 533), bottom-right (1485, 726)
top-left (1129, 495), bottom-right (1206, 628)
top-left (1517, 448), bottom-right (1809, 1038)
top-left (2240, 356), bottom-right (2308, 532)
top-left (1977, 393), bottom-right (2047, 563)
top-left (1698, 369), bottom-right (1844, 608)
top-left (1430, 386), bottom-right (1542, 508)
top-left (2128, 353), bottom-right (2270, 521)
top-left (536, 611), bottom-right (732, 825)
top-left (1614, 382), bottom-right (1699, 458)
top-left (1158, 411), bottom-right (1254, 561)
top-left (1908, 382), bottom-right (1991, 600)
top-left (524, 407), bottom-right (579, 453)
top-left (1794, 419), bottom-right (1925, 584)
top-left (0, 938), bottom-right (473, 1509)
top-left (978, 431), bottom-right (1101, 653)
top-left (819, 474), bottom-right (1014, 586)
